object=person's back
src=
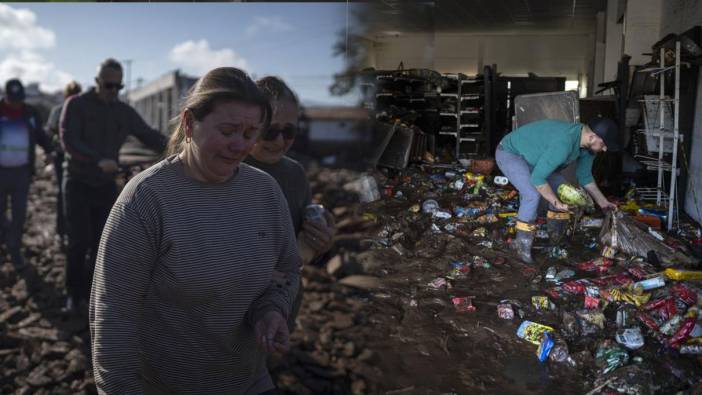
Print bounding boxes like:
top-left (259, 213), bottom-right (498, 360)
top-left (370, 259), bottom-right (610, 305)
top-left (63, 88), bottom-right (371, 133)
top-left (499, 119), bottom-right (582, 164)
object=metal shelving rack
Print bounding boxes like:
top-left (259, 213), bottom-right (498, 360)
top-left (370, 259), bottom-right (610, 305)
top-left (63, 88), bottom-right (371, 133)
top-left (438, 74), bottom-right (486, 159)
top-left (438, 74), bottom-right (462, 158)
top-left (458, 77), bottom-right (486, 158)
top-left (635, 41), bottom-right (681, 230)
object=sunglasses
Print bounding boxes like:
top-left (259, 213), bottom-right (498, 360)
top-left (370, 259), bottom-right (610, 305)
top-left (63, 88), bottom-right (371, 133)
top-left (262, 124), bottom-right (297, 141)
top-left (103, 82), bottom-right (124, 91)
top-left (96, 77), bottom-right (124, 91)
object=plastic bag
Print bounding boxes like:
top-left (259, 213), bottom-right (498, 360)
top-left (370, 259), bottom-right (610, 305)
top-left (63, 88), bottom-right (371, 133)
top-left (599, 211), bottom-right (696, 266)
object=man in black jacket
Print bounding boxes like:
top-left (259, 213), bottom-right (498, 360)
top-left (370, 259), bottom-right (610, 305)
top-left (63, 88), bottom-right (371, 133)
top-left (0, 79), bottom-right (53, 269)
top-left (46, 81), bottom-right (82, 247)
top-left (60, 58), bottom-right (166, 312)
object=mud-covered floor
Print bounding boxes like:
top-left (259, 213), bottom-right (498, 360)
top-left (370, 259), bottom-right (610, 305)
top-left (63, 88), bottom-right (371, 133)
top-left (2, 159), bottom-right (702, 394)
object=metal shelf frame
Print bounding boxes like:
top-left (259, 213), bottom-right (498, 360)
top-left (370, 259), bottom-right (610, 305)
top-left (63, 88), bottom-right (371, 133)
top-left (634, 42), bottom-right (681, 229)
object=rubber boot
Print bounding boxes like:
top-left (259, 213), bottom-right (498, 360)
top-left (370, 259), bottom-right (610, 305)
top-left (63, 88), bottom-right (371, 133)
top-left (513, 221), bottom-right (536, 264)
top-left (547, 210), bottom-right (571, 246)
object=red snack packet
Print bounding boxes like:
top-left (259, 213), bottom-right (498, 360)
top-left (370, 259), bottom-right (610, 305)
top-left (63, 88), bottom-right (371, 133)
top-left (545, 287), bottom-right (563, 300)
top-left (563, 281), bottom-right (586, 295)
top-left (584, 296), bottom-right (600, 309)
top-left (627, 265), bottom-right (650, 280)
top-left (672, 283), bottom-right (697, 306)
top-left (644, 297), bottom-right (678, 321)
top-left (452, 296), bottom-right (476, 313)
top-left (637, 311), bottom-right (660, 332)
top-left (669, 317), bottom-right (696, 348)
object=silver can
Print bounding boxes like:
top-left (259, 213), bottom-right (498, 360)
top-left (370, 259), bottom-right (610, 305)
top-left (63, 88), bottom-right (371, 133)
top-left (305, 204), bottom-right (326, 225)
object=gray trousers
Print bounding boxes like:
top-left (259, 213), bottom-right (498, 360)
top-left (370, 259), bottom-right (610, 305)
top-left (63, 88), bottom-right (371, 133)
top-left (0, 165), bottom-right (31, 253)
top-left (495, 147), bottom-right (566, 223)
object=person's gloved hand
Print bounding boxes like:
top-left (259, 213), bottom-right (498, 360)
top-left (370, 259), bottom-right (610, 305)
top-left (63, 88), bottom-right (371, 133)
top-left (254, 310), bottom-right (289, 354)
top-left (98, 158), bottom-right (119, 174)
top-left (301, 210), bottom-right (336, 256)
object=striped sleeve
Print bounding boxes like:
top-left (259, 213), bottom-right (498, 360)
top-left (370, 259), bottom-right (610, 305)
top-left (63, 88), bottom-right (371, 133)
top-left (247, 190), bottom-right (301, 326)
top-left (90, 198), bottom-right (159, 395)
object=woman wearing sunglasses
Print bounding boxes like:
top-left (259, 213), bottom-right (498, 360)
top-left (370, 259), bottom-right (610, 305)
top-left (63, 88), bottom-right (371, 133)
top-left (244, 76), bottom-right (336, 332)
top-left (90, 68), bottom-right (300, 394)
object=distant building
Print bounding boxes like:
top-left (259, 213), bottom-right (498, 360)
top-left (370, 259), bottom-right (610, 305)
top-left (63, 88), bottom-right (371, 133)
top-left (293, 106), bottom-right (370, 161)
top-left (127, 70), bottom-right (198, 136)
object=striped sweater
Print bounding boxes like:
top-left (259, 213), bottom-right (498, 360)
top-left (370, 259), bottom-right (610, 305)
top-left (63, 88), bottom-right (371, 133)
top-left (89, 155), bottom-right (300, 394)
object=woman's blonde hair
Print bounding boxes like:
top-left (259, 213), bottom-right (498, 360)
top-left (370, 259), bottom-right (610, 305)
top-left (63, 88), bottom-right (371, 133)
top-left (166, 67), bottom-right (272, 156)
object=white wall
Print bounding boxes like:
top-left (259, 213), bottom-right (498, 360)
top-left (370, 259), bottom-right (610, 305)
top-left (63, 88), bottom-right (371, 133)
top-left (624, 0), bottom-right (663, 65)
top-left (660, 0), bottom-right (702, 36)
top-left (604, 0), bottom-right (624, 84)
top-left (660, 0), bottom-right (702, 224)
top-left (433, 32), bottom-right (594, 79)
top-left (369, 33), bottom-right (435, 70)
top-left (592, 11), bottom-right (607, 92)
top-left (367, 29), bottom-right (595, 80)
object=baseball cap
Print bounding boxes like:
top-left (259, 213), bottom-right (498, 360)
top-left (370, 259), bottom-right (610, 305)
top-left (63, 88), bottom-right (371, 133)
top-left (4, 79), bottom-right (25, 102)
top-left (587, 117), bottom-right (620, 152)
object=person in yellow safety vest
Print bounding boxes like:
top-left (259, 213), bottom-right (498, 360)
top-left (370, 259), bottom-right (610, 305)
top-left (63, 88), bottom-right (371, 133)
top-left (495, 118), bottom-right (619, 263)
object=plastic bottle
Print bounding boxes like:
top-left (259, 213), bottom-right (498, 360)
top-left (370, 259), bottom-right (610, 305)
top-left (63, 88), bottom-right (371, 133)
top-left (493, 176), bottom-right (509, 186)
top-left (680, 344), bottom-right (702, 354)
top-left (298, 204), bottom-right (327, 264)
top-left (358, 175), bottom-right (380, 203)
top-left (422, 199), bottom-right (439, 214)
top-left (665, 268), bottom-right (702, 281)
top-left (634, 276), bottom-right (666, 291)
top-left (537, 332), bottom-right (554, 362)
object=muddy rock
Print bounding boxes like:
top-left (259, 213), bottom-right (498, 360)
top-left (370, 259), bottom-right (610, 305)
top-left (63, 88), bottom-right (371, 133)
top-left (338, 275), bottom-right (381, 290)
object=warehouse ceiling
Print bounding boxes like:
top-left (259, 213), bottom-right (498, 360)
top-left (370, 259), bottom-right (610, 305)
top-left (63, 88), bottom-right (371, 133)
top-left (363, 0), bottom-right (607, 37)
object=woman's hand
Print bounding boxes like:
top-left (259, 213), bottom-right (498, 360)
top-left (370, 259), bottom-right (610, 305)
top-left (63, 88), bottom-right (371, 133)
top-left (301, 210), bottom-right (336, 256)
top-left (254, 311), bottom-right (289, 354)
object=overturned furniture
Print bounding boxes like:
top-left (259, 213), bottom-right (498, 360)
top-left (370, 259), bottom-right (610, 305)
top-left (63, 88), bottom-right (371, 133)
top-left (370, 121), bottom-right (426, 170)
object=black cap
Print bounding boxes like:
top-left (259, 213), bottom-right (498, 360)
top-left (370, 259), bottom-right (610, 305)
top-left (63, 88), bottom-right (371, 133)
top-left (4, 79), bottom-right (25, 102)
top-left (587, 117), bottom-right (620, 152)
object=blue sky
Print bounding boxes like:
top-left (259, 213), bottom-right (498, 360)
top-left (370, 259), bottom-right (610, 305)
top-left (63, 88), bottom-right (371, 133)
top-left (0, 3), bottom-right (358, 105)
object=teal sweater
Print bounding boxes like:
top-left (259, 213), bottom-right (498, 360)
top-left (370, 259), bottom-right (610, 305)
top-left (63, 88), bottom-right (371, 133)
top-left (499, 119), bottom-right (595, 186)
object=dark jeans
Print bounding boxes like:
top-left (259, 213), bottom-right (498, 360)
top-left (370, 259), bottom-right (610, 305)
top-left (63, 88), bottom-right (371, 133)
top-left (495, 147), bottom-right (567, 223)
top-left (54, 152), bottom-right (66, 238)
top-left (63, 176), bottom-right (117, 301)
top-left (0, 165), bottom-right (31, 255)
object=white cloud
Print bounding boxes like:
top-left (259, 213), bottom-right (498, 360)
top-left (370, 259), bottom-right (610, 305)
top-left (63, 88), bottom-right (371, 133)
top-left (0, 4), bottom-right (73, 93)
top-left (245, 16), bottom-right (293, 37)
top-left (169, 39), bottom-right (249, 75)
top-left (0, 4), bottom-right (55, 50)
top-left (0, 50), bottom-right (73, 93)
